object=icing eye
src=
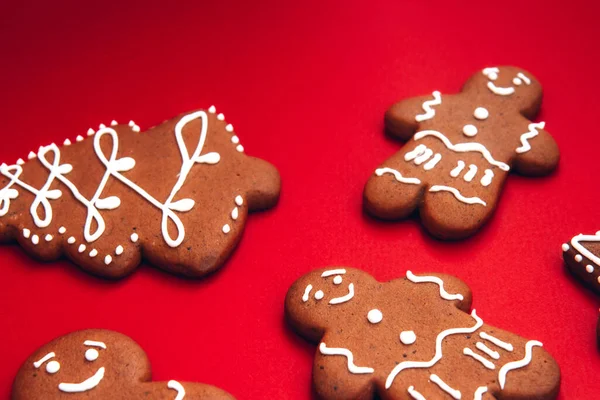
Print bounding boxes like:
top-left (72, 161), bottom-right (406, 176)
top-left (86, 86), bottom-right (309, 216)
top-left (46, 360), bottom-right (60, 374)
top-left (367, 309), bottom-right (383, 324)
top-left (513, 77), bottom-right (522, 86)
top-left (488, 72), bottom-right (498, 81)
top-left (586, 265), bottom-right (594, 273)
top-left (314, 290), bottom-right (324, 300)
top-left (85, 348), bottom-right (99, 361)
top-left (400, 330), bottom-right (417, 345)
top-left (333, 275), bottom-right (343, 285)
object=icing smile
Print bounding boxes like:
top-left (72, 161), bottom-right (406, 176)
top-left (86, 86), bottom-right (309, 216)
top-left (486, 82), bottom-right (515, 96)
top-left (58, 367), bottom-right (105, 393)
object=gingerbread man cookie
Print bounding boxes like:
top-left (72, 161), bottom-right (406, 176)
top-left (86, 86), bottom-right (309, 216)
top-left (12, 329), bottom-right (234, 399)
top-left (562, 231), bottom-right (600, 344)
top-left (0, 107), bottom-right (280, 278)
top-left (285, 267), bottom-right (560, 399)
top-left (364, 66), bottom-right (559, 239)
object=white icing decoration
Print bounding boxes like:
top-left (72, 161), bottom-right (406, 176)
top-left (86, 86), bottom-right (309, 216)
top-left (450, 161), bottom-right (465, 178)
top-left (463, 164), bottom-right (478, 182)
top-left (23, 228), bottom-right (30, 238)
top-left (429, 185), bottom-right (487, 207)
top-left (131, 233), bottom-right (139, 243)
top-left (115, 245), bottom-right (123, 255)
top-left (132, 125), bottom-right (140, 133)
top-left (64, 139), bottom-right (72, 145)
top-left (315, 290), bottom-right (324, 300)
top-left (68, 237), bottom-right (76, 244)
top-left (58, 226), bottom-right (66, 234)
top-left (414, 130), bottom-right (509, 171)
top-left (99, 124), bottom-right (106, 129)
top-left (168, 380), bottom-right (186, 400)
top-left (45, 234), bottom-right (53, 242)
top-left (28, 152), bottom-right (36, 160)
top-left (231, 136), bottom-right (240, 144)
top-left (83, 340), bottom-right (106, 349)
top-left (474, 386), bottom-right (488, 400)
top-left (474, 107), bottom-right (489, 120)
top-left (128, 121), bottom-right (135, 127)
top-left (513, 77), bottom-right (522, 86)
top-left (406, 271), bottom-right (464, 300)
top-left (235, 195), bottom-right (243, 206)
top-left (302, 284), bottom-right (313, 302)
top-left (89, 249), bottom-right (98, 257)
top-left (110, 120), bottom-right (118, 126)
top-left (462, 124), bottom-right (478, 137)
top-left (236, 144), bottom-right (244, 152)
top-left (479, 332), bottom-right (514, 351)
top-left (322, 269), bottom-right (346, 277)
top-left (480, 169), bottom-right (494, 187)
top-left (400, 330), bottom-right (416, 345)
top-left (487, 82), bottom-right (515, 96)
top-left (405, 144), bottom-right (426, 162)
top-left (17, 158), bottom-right (25, 165)
top-left (329, 283), bottom-right (354, 305)
top-left (222, 224), bottom-right (231, 234)
top-left (58, 367), bottom-right (105, 393)
top-left (498, 340), bottom-right (543, 389)
top-left (586, 265), bottom-right (594, 273)
top-left (78, 244), bottom-right (86, 253)
top-left (231, 207), bottom-right (238, 220)
top-left (517, 72), bottom-right (531, 84)
top-left (217, 113), bottom-right (225, 121)
top-left (367, 309), bottom-right (383, 324)
top-left (46, 360), bottom-right (61, 374)
top-left (34, 352), bottom-right (55, 368)
top-left (104, 255), bottom-right (112, 265)
top-left (87, 128), bottom-right (95, 136)
top-left (423, 153), bottom-right (442, 170)
top-left (76, 135), bottom-right (84, 142)
top-left (385, 310), bottom-right (483, 389)
top-left (463, 347), bottom-right (495, 369)
top-left (31, 235), bottom-right (39, 245)
top-left (482, 68), bottom-right (499, 80)
top-left (516, 122), bottom-right (545, 154)
top-left (225, 124), bottom-right (234, 132)
top-left (375, 168), bottom-right (421, 185)
top-left (561, 243), bottom-right (569, 252)
top-left (476, 342), bottom-right (500, 359)
top-left (208, 105), bottom-right (216, 113)
top-left (319, 343), bottom-right (374, 374)
top-left (575, 254), bottom-right (583, 262)
top-left (85, 348), bottom-right (99, 361)
top-left (429, 374), bottom-right (461, 399)
top-left (407, 386), bottom-right (426, 400)
top-left (571, 234), bottom-right (600, 267)
top-left (415, 91), bottom-right (442, 122)
top-left (414, 148), bottom-right (433, 165)
top-left (333, 275), bottom-right (343, 285)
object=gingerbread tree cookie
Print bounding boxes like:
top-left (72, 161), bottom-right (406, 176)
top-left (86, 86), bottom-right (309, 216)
top-left (0, 107), bottom-right (280, 278)
top-left (364, 66), bottom-right (559, 239)
top-left (285, 267), bottom-right (560, 399)
top-left (562, 231), bottom-right (600, 343)
top-left (12, 329), bottom-right (234, 399)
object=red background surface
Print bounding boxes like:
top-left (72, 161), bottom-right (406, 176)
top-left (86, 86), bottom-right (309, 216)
top-left (1, 1), bottom-right (599, 398)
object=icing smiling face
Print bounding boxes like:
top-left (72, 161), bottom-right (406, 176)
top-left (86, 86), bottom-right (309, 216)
top-left (482, 67), bottom-right (532, 96)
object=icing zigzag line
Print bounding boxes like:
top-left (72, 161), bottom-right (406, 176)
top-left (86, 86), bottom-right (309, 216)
top-left (516, 122), bottom-right (545, 154)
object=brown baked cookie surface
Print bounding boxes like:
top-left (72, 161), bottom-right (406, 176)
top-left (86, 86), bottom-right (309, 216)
top-left (285, 267), bottom-right (560, 399)
top-left (562, 232), bottom-right (600, 344)
top-left (364, 66), bottom-right (559, 239)
top-left (12, 329), bottom-right (234, 399)
top-left (0, 107), bottom-right (280, 278)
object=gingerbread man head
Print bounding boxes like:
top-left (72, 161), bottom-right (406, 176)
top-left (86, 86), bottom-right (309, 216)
top-left (286, 268), bottom-right (560, 399)
top-left (364, 66), bottom-right (559, 239)
top-left (0, 107), bottom-right (280, 278)
top-left (12, 329), bottom-right (234, 399)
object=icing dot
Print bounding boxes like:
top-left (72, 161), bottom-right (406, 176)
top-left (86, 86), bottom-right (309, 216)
top-left (597, 276), bottom-right (600, 284)
top-left (128, 120), bottom-right (135, 127)
top-left (400, 330), bottom-right (417, 345)
top-left (231, 136), bottom-right (240, 144)
top-left (85, 348), bottom-right (99, 362)
top-left (132, 125), bottom-right (141, 133)
top-left (217, 113), bottom-right (225, 121)
top-left (208, 105), bottom-right (216, 113)
top-left (31, 235), bottom-right (39, 245)
top-left (488, 72), bottom-right (498, 81)
top-left (562, 243), bottom-right (569, 252)
top-left (462, 124), bottom-right (478, 137)
top-left (110, 120), bottom-right (118, 126)
top-left (45, 234), bottom-right (53, 242)
top-left (46, 360), bottom-right (60, 374)
top-left (89, 249), bottom-right (98, 257)
top-left (231, 207), bottom-right (239, 220)
top-left (236, 144), bottom-right (244, 153)
top-left (23, 229), bottom-right (31, 238)
top-left (314, 290), bottom-right (324, 300)
top-left (513, 77), bottom-right (522, 86)
top-left (28, 151), bottom-right (36, 159)
top-left (131, 233), bottom-right (139, 243)
top-left (367, 309), bottom-right (383, 324)
top-left (67, 237), bottom-right (76, 244)
top-left (235, 195), bottom-right (244, 206)
top-left (222, 224), bottom-right (231, 234)
top-left (99, 123), bottom-right (106, 129)
top-left (78, 244), bottom-right (86, 253)
top-left (333, 275), bottom-right (343, 285)
top-left (63, 139), bottom-right (72, 145)
top-left (76, 135), bottom-right (84, 142)
top-left (226, 124), bottom-right (234, 132)
top-left (575, 254), bottom-right (583, 262)
top-left (474, 107), bottom-right (489, 120)
top-left (104, 255), bottom-right (112, 265)
top-left (586, 265), bottom-right (594, 273)
top-left (16, 158), bottom-right (25, 165)
top-left (115, 245), bottom-right (124, 255)
top-left (58, 226), bottom-right (66, 234)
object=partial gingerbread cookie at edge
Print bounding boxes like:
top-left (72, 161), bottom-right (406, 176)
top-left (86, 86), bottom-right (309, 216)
top-left (12, 329), bottom-right (234, 399)
top-left (0, 106), bottom-right (280, 278)
top-left (562, 231), bottom-right (600, 344)
top-left (285, 267), bottom-right (560, 399)
top-left (364, 66), bottom-right (559, 239)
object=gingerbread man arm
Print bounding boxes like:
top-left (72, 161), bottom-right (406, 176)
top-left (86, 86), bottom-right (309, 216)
top-left (137, 381), bottom-right (235, 399)
top-left (384, 94), bottom-right (439, 141)
top-left (512, 124), bottom-right (559, 176)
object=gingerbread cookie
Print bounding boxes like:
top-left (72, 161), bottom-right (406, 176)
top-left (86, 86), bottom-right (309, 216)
top-left (562, 232), bottom-right (600, 343)
top-left (285, 267), bottom-right (560, 399)
top-left (364, 66), bottom-right (559, 239)
top-left (12, 329), bottom-right (234, 399)
top-left (0, 107), bottom-right (280, 278)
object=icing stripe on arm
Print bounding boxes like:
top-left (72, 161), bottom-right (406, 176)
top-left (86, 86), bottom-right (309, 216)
top-left (498, 340), bottom-right (543, 389)
top-left (406, 271), bottom-right (464, 301)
